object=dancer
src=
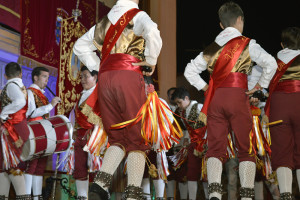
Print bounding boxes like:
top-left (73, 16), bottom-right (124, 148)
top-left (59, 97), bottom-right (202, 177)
top-left (264, 27), bottom-right (300, 200)
top-left (184, 2), bottom-right (277, 199)
top-left (0, 62), bottom-right (31, 199)
top-left (73, 0), bottom-right (163, 199)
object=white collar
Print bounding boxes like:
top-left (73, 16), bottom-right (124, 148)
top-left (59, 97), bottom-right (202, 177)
top-left (215, 27), bottom-right (242, 46)
top-left (29, 83), bottom-right (45, 93)
top-left (7, 78), bottom-right (24, 87)
top-left (185, 100), bottom-right (198, 116)
top-left (82, 85), bottom-right (96, 94)
top-left (107, 0), bottom-right (139, 25)
top-left (277, 48), bottom-right (300, 64)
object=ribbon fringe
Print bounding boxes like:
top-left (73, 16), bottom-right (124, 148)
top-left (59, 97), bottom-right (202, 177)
top-left (111, 91), bottom-right (183, 151)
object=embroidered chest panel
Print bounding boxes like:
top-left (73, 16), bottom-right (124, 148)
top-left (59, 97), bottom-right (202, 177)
top-left (0, 84), bottom-right (12, 110)
top-left (186, 103), bottom-right (202, 129)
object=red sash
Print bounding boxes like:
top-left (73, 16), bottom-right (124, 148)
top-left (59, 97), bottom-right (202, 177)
top-left (201, 36), bottom-right (251, 116)
top-left (3, 104), bottom-right (28, 146)
top-left (28, 87), bottom-right (49, 122)
top-left (99, 53), bottom-right (142, 74)
top-left (274, 80), bottom-right (300, 93)
top-left (86, 8), bottom-right (141, 117)
top-left (264, 56), bottom-right (298, 117)
top-left (101, 8), bottom-right (141, 63)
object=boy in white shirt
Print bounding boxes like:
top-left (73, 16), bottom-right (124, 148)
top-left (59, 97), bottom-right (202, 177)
top-left (0, 62), bottom-right (31, 199)
top-left (184, 2), bottom-right (277, 200)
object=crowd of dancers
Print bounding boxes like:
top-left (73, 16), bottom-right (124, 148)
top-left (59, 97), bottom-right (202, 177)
top-left (1, 0), bottom-right (300, 200)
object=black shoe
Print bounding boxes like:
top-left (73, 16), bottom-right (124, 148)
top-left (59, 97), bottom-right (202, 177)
top-left (89, 183), bottom-right (110, 200)
top-left (210, 198), bottom-right (220, 200)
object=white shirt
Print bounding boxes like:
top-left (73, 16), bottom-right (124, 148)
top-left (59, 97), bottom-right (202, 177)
top-left (26, 84), bottom-right (53, 119)
top-left (73, 0), bottom-right (162, 71)
top-left (0, 78), bottom-right (26, 120)
top-left (184, 27), bottom-right (277, 90)
top-left (247, 65), bottom-right (267, 109)
top-left (78, 85), bottom-right (96, 106)
top-left (277, 48), bottom-right (300, 64)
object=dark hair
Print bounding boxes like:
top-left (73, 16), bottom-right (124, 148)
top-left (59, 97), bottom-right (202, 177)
top-left (167, 87), bottom-right (177, 97)
top-left (281, 27), bottom-right (300, 50)
top-left (31, 67), bottom-right (49, 83)
top-left (171, 87), bottom-right (190, 101)
top-left (5, 62), bottom-right (22, 78)
top-left (80, 66), bottom-right (98, 77)
top-left (218, 1), bottom-right (244, 28)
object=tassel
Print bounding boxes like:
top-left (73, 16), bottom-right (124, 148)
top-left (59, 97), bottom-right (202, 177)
top-left (111, 91), bottom-right (183, 151)
top-left (88, 153), bottom-right (103, 172)
top-left (83, 125), bottom-right (108, 157)
top-left (145, 155), bottom-right (158, 178)
top-left (57, 143), bottom-right (75, 174)
top-left (168, 147), bottom-right (188, 170)
top-left (1, 129), bottom-right (20, 169)
top-left (157, 151), bottom-right (169, 181)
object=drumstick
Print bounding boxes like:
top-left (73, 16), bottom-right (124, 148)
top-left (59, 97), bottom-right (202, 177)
top-left (263, 120), bottom-right (283, 126)
top-left (46, 86), bottom-right (61, 103)
top-left (46, 86), bottom-right (56, 97)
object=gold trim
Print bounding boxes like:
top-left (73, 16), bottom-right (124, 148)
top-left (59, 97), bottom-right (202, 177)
top-left (17, 55), bottom-right (58, 77)
top-left (81, 103), bottom-right (102, 126)
top-left (0, 4), bottom-right (20, 18)
top-left (198, 112), bottom-right (207, 126)
top-left (58, 18), bottom-right (87, 115)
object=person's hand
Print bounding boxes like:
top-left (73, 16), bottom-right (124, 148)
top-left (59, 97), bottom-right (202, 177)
top-left (246, 83), bottom-right (262, 96)
top-left (51, 96), bottom-right (62, 107)
top-left (132, 61), bottom-right (155, 76)
top-left (249, 96), bottom-right (259, 105)
top-left (202, 84), bottom-right (209, 92)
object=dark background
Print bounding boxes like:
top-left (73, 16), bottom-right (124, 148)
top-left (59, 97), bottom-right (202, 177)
top-left (175, 0), bottom-right (300, 102)
top-left (177, 0), bottom-right (300, 74)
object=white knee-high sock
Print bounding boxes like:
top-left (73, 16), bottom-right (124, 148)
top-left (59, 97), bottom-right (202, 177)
top-left (96, 146), bottom-right (125, 188)
top-left (141, 178), bottom-right (151, 200)
top-left (166, 180), bottom-right (175, 198)
top-left (153, 179), bottom-right (165, 198)
top-left (188, 181), bottom-right (198, 200)
top-left (76, 179), bottom-right (89, 198)
top-left (207, 157), bottom-right (223, 199)
top-left (24, 174), bottom-right (33, 195)
top-left (32, 175), bottom-right (43, 200)
top-left (296, 169), bottom-right (300, 193)
top-left (127, 151), bottom-right (146, 187)
top-left (178, 182), bottom-right (188, 199)
top-left (254, 181), bottom-right (264, 200)
top-left (0, 172), bottom-right (11, 197)
top-left (239, 161), bottom-right (256, 200)
top-left (127, 151), bottom-right (146, 200)
top-left (9, 174), bottom-right (26, 195)
top-left (276, 167), bottom-right (292, 194)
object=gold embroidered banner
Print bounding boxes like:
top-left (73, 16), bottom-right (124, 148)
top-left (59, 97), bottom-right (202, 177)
top-left (56, 18), bottom-right (86, 116)
top-left (19, 0), bottom-right (110, 76)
